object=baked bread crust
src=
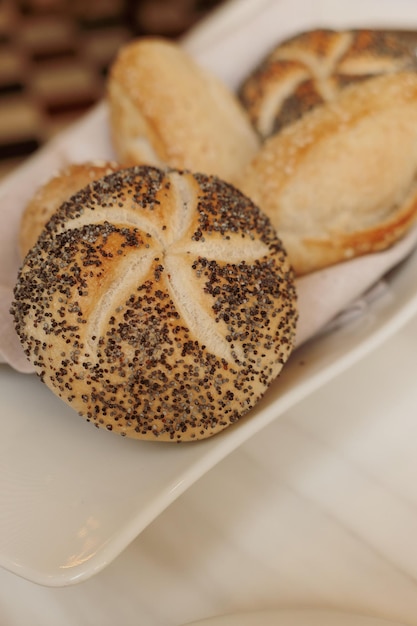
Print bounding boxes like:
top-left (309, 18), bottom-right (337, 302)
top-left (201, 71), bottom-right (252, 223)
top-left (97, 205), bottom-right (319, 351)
top-left (19, 161), bottom-right (121, 258)
top-left (239, 29), bottom-right (415, 138)
top-left (12, 166), bottom-right (297, 442)
top-left (107, 37), bottom-right (260, 183)
top-left (238, 72), bottom-right (417, 276)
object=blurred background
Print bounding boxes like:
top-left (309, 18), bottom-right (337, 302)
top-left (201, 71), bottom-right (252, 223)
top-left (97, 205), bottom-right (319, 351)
top-left (0, 0), bottom-right (225, 179)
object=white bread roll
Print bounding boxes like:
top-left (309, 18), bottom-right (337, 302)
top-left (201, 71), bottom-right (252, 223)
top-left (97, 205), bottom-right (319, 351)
top-left (107, 37), bottom-right (260, 183)
top-left (239, 29), bottom-right (414, 138)
top-left (19, 161), bottom-right (121, 258)
top-left (238, 72), bottom-right (417, 276)
top-left (12, 166), bottom-right (297, 442)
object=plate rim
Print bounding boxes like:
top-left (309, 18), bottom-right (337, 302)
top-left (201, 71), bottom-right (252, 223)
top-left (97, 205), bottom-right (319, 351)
top-left (182, 607), bottom-right (406, 626)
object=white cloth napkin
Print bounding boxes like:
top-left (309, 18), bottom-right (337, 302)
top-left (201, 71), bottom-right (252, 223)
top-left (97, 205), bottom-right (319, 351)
top-left (1, 102), bottom-right (417, 373)
top-left (295, 227), bottom-right (417, 347)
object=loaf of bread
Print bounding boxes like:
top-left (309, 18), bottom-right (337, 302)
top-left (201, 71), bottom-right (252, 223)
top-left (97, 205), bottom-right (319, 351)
top-left (19, 161), bottom-right (121, 258)
top-left (238, 72), bottom-right (417, 276)
top-left (239, 29), bottom-right (414, 139)
top-left (12, 165), bottom-right (297, 442)
top-left (107, 37), bottom-right (260, 183)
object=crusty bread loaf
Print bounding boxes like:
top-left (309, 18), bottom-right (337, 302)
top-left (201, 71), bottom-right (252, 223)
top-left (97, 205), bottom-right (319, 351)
top-left (12, 165), bottom-right (297, 442)
top-left (107, 37), bottom-right (260, 183)
top-left (19, 161), bottom-right (121, 258)
top-left (239, 29), bottom-right (414, 138)
top-left (238, 72), bottom-right (417, 276)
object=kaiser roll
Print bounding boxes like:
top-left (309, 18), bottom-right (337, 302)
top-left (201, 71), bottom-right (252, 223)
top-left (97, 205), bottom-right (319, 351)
top-left (12, 166), bottom-right (297, 442)
top-left (107, 37), bottom-right (260, 183)
top-left (238, 72), bottom-right (417, 276)
top-left (239, 29), bottom-right (414, 139)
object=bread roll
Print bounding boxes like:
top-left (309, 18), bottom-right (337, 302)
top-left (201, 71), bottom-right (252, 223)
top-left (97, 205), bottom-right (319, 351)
top-left (107, 37), bottom-right (260, 183)
top-left (239, 29), bottom-right (414, 139)
top-left (19, 161), bottom-right (121, 258)
top-left (238, 72), bottom-right (417, 276)
top-left (12, 166), bottom-right (297, 442)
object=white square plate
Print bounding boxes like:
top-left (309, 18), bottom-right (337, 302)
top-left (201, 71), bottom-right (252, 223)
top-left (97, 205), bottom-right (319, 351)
top-left (2, 0), bottom-right (417, 587)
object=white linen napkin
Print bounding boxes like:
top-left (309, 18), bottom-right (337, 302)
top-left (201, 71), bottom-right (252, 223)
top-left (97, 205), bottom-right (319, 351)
top-left (295, 227), bottom-right (417, 347)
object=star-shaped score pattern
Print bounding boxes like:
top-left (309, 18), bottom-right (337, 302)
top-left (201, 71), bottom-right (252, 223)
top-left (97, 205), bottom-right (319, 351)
top-left (50, 168), bottom-right (272, 365)
top-left (241, 29), bottom-right (413, 138)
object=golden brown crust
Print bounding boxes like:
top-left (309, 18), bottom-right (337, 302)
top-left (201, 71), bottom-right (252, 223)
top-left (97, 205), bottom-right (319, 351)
top-left (12, 166), bottom-right (297, 442)
top-left (238, 72), bottom-right (417, 276)
top-left (19, 161), bottom-right (121, 258)
top-left (107, 37), bottom-right (260, 183)
top-left (239, 29), bottom-right (415, 138)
